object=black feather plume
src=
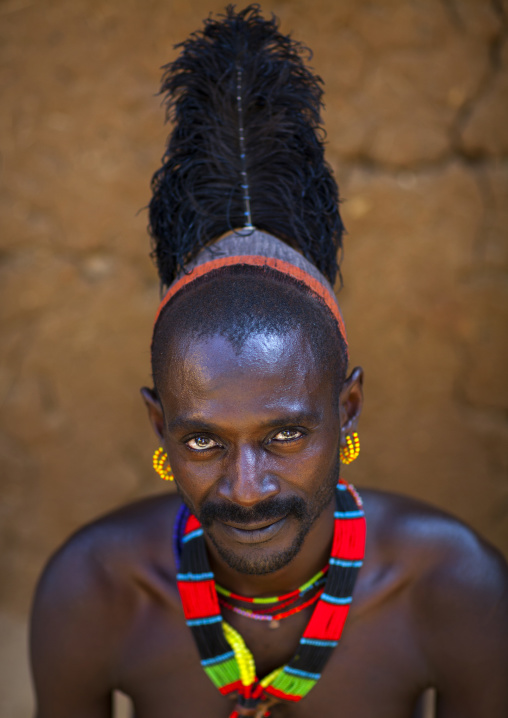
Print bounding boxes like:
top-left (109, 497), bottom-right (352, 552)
top-left (149, 4), bottom-right (345, 288)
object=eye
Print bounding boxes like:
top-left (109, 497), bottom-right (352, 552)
top-left (272, 428), bottom-right (303, 442)
top-left (186, 436), bottom-right (220, 451)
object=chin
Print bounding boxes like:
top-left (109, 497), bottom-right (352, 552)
top-left (206, 526), bottom-right (308, 575)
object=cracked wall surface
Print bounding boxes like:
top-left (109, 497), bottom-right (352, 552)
top-left (0, 0), bottom-right (507, 714)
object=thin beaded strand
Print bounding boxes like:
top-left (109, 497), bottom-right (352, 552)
top-left (219, 586), bottom-right (325, 622)
top-left (216, 565), bottom-right (328, 606)
top-left (216, 566), bottom-right (328, 626)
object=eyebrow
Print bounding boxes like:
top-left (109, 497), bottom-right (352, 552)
top-left (166, 411), bottom-right (322, 434)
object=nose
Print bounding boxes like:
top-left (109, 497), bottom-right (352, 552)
top-left (216, 443), bottom-right (279, 507)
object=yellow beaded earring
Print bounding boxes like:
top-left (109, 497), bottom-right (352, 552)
top-left (152, 447), bottom-right (174, 481)
top-left (340, 431), bottom-right (360, 465)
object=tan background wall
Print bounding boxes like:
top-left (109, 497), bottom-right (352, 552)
top-left (1, 0), bottom-right (507, 714)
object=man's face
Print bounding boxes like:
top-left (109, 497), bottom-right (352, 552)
top-left (155, 328), bottom-right (343, 575)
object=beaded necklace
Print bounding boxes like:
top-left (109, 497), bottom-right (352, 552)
top-left (175, 480), bottom-right (366, 717)
top-left (218, 586), bottom-right (324, 626)
top-left (216, 566), bottom-right (328, 626)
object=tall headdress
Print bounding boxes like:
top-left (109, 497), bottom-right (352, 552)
top-left (149, 4), bottom-right (347, 349)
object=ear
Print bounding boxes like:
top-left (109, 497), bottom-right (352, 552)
top-left (140, 387), bottom-right (165, 441)
top-left (339, 367), bottom-right (363, 442)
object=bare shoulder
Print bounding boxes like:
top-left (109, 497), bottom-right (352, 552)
top-left (30, 493), bottom-right (183, 708)
top-left (33, 492), bottom-right (182, 609)
top-left (359, 488), bottom-right (508, 704)
top-left (359, 488), bottom-right (508, 595)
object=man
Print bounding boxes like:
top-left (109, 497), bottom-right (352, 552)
top-left (30, 6), bottom-right (508, 717)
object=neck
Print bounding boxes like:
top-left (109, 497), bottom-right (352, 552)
top-left (205, 498), bottom-right (336, 598)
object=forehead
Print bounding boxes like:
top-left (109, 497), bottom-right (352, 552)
top-left (158, 329), bottom-right (332, 424)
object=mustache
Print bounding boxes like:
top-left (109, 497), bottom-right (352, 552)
top-left (198, 495), bottom-right (308, 529)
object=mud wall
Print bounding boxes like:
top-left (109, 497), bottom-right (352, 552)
top-left (1, 1), bottom-right (507, 714)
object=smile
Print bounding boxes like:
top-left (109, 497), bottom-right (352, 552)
top-left (217, 516), bottom-right (288, 544)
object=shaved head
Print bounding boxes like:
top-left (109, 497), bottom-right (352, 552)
top-left (151, 264), bottom-right (348, 404)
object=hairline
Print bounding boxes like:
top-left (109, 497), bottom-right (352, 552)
top-left (151, 265), bottom-right (348, 406)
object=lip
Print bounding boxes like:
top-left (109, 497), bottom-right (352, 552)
top-left (218, 516), bottom-right (288, 544)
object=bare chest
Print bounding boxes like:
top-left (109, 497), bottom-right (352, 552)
top-left (117, 596), bottom-right (429, 718)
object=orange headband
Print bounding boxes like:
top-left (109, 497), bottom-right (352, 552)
top-left (154, 254), bottom-right (347, 349)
